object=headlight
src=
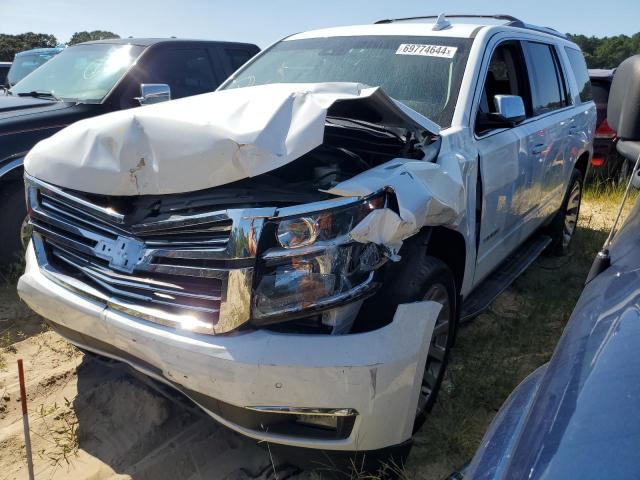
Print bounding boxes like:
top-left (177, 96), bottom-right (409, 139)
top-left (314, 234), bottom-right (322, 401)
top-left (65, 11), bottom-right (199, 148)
top-left (252, 193), bottom-right (387, 325)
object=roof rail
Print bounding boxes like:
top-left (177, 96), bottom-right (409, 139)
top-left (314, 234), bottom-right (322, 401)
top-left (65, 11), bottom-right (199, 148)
top-left (374, 13), bottom-right (568, 39)
top-left (374, 14), bottom-right (521, 24)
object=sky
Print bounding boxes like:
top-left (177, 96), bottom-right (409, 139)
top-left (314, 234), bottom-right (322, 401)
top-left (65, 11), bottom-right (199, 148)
top-left (2, 0), bottom-right (640, 48)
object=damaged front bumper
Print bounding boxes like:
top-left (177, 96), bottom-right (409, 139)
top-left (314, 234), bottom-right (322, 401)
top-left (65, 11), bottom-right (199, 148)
top-left (19, 242), bottom-right (438, 451)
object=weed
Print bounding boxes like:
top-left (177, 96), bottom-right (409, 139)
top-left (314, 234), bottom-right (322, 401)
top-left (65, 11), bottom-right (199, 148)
top-left (33, 397), bottom-right (79, 468)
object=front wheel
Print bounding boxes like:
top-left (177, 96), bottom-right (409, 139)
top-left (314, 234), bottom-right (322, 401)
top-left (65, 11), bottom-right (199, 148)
top-left (0, 181), bottom-right (28, 265)
top-left (546, 168), bottom-right (583, 256)
top-left (413, 271), bottom-right (456, 433)
top-left (353, 235), bottom-right (458, 432)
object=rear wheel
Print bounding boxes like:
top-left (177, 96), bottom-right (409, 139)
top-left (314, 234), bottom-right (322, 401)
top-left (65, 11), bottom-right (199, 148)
top-left (546, 168), bottom-right (582, 256)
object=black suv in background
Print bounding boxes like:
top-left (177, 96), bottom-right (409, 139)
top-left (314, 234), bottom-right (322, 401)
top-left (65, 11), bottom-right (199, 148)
top-left (0, 38), bottom-right (259, 264)
top-left (0, 62), bottom-right (11, 86)
top-left (588, 68), bottom-right (630, 182)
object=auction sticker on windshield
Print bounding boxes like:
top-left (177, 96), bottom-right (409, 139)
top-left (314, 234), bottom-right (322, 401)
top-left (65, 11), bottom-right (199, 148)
top-left (396, 44), bottom-right (457, 58)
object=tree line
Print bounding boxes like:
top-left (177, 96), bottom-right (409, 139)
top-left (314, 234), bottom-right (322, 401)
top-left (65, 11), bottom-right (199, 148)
top-left (567, 33), bottom-right (640, 69)
top-left (1, 30), bottom-right (639, 69)
top-left (0, 31), bottom-right (119, 61)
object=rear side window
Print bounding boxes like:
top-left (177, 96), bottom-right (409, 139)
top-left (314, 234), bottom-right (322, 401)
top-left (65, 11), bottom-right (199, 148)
top-left (524, 42), bottom-right (565, 115)
top-left (224, 48), bottom-right (254, 71)
top-left (146, 48), bottom-right (217, 99)
top-left (564, 47), bottom-right (593, 103)
top-left (590, 80), bottom-right (609, 105)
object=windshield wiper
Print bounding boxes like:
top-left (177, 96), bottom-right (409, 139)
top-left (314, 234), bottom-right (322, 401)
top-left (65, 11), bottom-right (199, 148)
top-left (16, 90), bottom-right (61, 101)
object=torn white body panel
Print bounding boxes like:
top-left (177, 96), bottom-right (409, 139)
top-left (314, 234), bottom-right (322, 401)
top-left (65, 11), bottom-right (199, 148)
top-left (332, 154), bottom-right (466, 254)
top-left (24, 82), bottom-right (438, 196)
top-left (18, 242), bottom-right (438, 451)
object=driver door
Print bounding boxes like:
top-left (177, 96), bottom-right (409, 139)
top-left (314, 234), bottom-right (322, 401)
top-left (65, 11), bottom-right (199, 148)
top-left (473, 40), bottom-right (537, 284)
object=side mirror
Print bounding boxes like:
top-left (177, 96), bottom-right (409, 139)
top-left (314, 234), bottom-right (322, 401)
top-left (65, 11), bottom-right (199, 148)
top-left (493, 95), bottom-right (526, 125)
top-left (135, 83), bottom-right (171, 105)
top-left (477, 95), bottom-right (526, 132)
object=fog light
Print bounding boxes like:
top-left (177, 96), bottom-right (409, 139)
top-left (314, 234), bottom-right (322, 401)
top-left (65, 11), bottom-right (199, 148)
top-left (295, 414), bottom-right (338, 430)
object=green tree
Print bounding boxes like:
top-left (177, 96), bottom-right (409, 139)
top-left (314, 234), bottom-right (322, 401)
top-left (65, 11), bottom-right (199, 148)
top-left (68, 30), bottom-right (120, 45)
top-left (568, 33), bottom-right (640, 69)
top-left (0, 32), bottom-right (58, 61)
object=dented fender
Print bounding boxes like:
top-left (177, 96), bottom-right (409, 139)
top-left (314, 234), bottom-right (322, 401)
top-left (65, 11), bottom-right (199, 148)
top-left (333, 154), bottom-right (466, 255)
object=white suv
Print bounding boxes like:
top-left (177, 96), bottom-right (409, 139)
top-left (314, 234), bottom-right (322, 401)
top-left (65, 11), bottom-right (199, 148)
top-left (19, 14), bottom-right (595, 468)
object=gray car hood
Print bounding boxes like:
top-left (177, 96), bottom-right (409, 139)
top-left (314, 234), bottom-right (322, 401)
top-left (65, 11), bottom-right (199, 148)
top-left (24, 82), bottom-right (439, 196)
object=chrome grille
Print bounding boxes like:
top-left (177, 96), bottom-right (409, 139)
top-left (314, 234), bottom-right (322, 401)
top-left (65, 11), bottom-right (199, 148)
top-left (26, 175), bottom-right (274, 334)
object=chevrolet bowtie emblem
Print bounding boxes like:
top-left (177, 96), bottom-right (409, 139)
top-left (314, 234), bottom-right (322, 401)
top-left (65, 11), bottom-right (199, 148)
top-left (94, 236), bottom-right (145, 274)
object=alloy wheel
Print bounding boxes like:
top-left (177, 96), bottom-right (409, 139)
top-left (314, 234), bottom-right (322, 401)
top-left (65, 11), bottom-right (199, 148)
top-left (563, 180), bottom-right (582, 250)
top-left (417, 283), bottom-right (451, 415)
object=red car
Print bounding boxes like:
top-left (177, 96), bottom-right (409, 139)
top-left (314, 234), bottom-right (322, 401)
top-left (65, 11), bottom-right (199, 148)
top-left (588, 68), bottom-right (631, 182)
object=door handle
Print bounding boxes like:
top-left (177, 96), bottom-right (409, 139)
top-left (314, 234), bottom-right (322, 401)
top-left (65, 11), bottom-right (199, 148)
top-left (531, 144), bottom-right (546, 155)
top-left (568, 125), bottom-right (578, 135)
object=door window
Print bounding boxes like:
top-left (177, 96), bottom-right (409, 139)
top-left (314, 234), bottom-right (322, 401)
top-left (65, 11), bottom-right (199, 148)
top-left (476, 42), bottom-right (531, 134)
top-left (564, 47), bottom-right (593, 103)
top-left (525, 42), bottom-right (566, 115)
top-left (224, 48), bottom-right (254, 71)
top-left (146, 48), bottom-right (217, 99)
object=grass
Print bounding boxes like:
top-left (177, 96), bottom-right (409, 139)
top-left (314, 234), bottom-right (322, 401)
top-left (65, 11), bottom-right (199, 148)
top-left (33, 398), bottom-right (80, 468)
top-left (402, 183), bottom-right (636, 479)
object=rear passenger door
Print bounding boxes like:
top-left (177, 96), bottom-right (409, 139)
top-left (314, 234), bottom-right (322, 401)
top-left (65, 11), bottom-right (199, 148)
top-left (144, 46), bottom-right (220, 99)
top-left (521, 41), bottom-right (573, 221)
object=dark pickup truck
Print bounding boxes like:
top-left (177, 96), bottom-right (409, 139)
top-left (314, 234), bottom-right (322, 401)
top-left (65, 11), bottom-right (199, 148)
top-left (0, 37), bottom-right (259, 264)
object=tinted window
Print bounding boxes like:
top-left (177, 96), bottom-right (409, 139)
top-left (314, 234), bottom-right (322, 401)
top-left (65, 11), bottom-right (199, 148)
top-left (0, 65), bottom-right (9, 85)
top-left (146, 48), bottom-right (217, 99)
top-left (565, 47), bottom-right (593, 102)
top-left (480, 43), bottom-right (530, 114)
top-left (590, 80), bottom-right (609, 105)
top-left (225, 48), bottom-right (254, 71)
top-left (526, 42), bottom-right (564, 115)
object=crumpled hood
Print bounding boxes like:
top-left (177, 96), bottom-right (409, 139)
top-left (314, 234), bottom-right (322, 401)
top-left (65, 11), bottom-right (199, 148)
top-left (24, 82), bottom-right (439, 196)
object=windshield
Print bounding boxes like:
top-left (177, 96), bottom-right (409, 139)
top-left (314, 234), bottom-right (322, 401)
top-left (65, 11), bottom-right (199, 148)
top-left (10, 44), bottom-right (144, 102)
top-left (222, 35), bottom-right (473, 127)
top-left (7, 52), bottom-right (58, 86)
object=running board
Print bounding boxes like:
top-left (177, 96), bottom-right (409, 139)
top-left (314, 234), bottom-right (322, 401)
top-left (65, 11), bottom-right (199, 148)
top-left (460, 234), bottom-right (552, 322)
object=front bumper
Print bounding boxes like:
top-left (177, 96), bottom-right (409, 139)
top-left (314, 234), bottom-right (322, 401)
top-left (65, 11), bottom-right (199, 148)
top-left (18, 242), bottom-right (439, 451)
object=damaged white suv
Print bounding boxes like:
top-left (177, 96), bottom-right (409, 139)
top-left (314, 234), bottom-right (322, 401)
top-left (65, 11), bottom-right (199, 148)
top-left (18, 15), bottom-right (595, 465)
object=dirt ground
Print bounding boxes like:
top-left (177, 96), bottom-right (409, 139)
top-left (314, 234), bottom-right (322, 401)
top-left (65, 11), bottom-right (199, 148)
top-left (0, 189), bottom-right (631, 480)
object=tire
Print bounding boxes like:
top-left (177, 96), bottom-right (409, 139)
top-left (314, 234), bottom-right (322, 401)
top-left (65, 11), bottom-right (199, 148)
top-left (360, 233), bottom-right (457, 433)
top-left (546, 168), bottom-right (583, 256)
top-left (0, 181), bottom-right (28, 266)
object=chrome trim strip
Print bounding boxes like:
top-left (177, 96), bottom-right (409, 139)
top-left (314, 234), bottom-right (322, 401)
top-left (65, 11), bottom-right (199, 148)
top-left (52, 245), bottom-right (221, 303)
top-left (39, 195), bottom-right (123, 237)
top-left (27, 174), bottom-right (126, 224)
top-left (274, 196), bottom-right (361, 219)
top-left (244, 406), bottom-right (358, 417)
top-left (131, 211), bottom-right (232, 233)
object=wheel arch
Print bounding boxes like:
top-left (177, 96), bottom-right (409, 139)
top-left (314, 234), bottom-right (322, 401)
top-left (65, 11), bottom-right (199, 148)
top-left (575, 150), bottom-right (590, 180)
top-left (424, 226), bottom-right (467, 295)
top-left (0, 154), bottom-right (26, 184)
